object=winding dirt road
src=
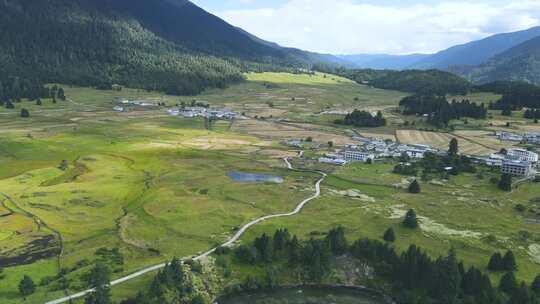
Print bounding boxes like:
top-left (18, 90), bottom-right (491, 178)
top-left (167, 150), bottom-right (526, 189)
top-left (45, 157), bottom-right (326, 304)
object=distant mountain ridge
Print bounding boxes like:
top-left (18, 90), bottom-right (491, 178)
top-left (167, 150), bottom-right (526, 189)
top-left (410, 26), bottom-right (540, 70)
top-left (337, 54), bottom-right (430, 70)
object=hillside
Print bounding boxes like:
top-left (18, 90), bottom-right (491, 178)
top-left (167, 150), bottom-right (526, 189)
top-left (315, 67), bottom-right (471, 95)
top-left (0, 0), bottom-right (342, 95)
top-left (411, 26), bottom-right (540, 70)
top-left (464, 36), bottom-right (540, 85)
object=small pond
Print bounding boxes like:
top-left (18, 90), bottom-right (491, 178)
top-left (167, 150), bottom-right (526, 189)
top-left (227, 172), bottom-right (284, 183)
top-left (216, 286), bottom-right (387, 304)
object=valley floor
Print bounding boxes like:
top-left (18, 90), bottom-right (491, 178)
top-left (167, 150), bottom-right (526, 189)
top-left (0, 72), bottom-right (539, 303)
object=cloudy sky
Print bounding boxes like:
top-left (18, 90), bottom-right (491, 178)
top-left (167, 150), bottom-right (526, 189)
top-left (190, 0), bottom-right (540, 55)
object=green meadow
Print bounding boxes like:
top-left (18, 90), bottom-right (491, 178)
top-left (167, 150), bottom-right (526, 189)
top-left (1, 72), bottom-right (540, 303)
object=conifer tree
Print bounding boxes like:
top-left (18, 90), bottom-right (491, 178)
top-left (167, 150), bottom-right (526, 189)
top-left (408, 180), bottom-right (421, 194)
top-left (502, 250), bottom-right (517, 271)
top-left (499, 272), bottom-right (518, 294)
top-left (488, 252), bottom-right (503, 271)
top-left (403, 209), bottom-right (419, 229)
top-left (18, 275), bottom-right (35, 299)
top-left (383, 228), bottom-right (396, 242)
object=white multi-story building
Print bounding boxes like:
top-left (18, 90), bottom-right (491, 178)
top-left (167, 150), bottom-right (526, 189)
top-left (507, 148), bottom-right (539, 163)
top-left (496, 131), bottom-right (524, 142)
top-left (343, 150), bottom-right (375, 162)
top-left (524, 133), bottom-right (540, 145)
top-left (501, 160), bottom-right (534, 177)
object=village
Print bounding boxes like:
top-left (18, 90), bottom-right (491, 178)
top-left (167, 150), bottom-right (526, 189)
top-left (304, 134), bottom-right (540, 179)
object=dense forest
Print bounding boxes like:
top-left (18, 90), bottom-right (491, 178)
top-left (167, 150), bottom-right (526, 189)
top-left (335, 110), bottom-right (386, 127)
top-left (120, 227), bottom-right (540, 304)
top-left (0, 77), bottom-right (51, 102)
top-left (0, 0), bottom-right (349, 96)
top-left (400, 95), bottom-right (487, 127)
top-left (476, 81), bottom-right (540, 110)
top-left (314, 66), bottom-right (472, 95)
top-left (0, 0), bottom-right (245, 95)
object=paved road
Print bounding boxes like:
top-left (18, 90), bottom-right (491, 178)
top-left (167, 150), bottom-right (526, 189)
top-left (45, 157), bottom-right (326, 304)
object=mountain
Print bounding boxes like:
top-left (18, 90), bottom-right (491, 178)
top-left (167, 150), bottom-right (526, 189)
top-left (410, 26), bottom-right (540, 70)
top-left (0, 0), bottom-right (343, 96)
top-left (462, 36), bottom-right (540, 85)
top-left (337, 54), bottom-right (429, 70)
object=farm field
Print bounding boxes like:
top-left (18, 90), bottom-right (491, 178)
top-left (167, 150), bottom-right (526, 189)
top-left (396, 129), bottom-right (499, 155)
top-left (1, 72), bottom-right (540, 303)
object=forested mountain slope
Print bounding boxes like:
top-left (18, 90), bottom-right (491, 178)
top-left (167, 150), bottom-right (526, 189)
top-left (463, 36), bottom-right (540, 85)
top-left (0, 0), bottom-right (341, 95)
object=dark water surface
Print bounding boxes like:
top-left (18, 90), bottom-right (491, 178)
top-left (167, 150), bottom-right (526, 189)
top-left (217, 286), bottom-right (387, 304)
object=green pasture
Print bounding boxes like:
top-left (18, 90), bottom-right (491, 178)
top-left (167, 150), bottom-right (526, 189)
top-left (236, 161), bottom-right (540, 285)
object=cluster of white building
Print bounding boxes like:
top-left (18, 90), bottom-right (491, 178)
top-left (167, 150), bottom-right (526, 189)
top-left (496, 131), bottom-right (540, 145)
top-left (318, 135), bottom-right (539, 178)
top-left (167, 107), bottom-right (237, 120)
top-left (479, 148), bottom-right (539, 177)
top-left (318, 136), bottom-right (443, 165)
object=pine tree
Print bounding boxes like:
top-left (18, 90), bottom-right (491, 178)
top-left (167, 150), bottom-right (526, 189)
top-left (403, 209), bottom-right (419, 229)
top-left (58, 88), bottom-right (66, 101)
top-left (502, 250), bottom-right (517, 271)
top-left (488, 252), bottom-right (503, 271)
top-left (509, 282), bottom-right (532, 304)
top-left (499, 272), bottom-right (518, 294)
top-left (326, 226), bottom-right (348, 255)
top-left (20, 108), bottom-right (30, 118)
top-left (18, 275), bottom-right (36, 298)
top-left (532, 274), bottom-right (540, 295)
top-left (448, 138), bottom-right (459, 156)
top-left (85, 262), bottom-right (111, 304)
top-left (408, 180), bottom-right (421, 194)
top-left (498, 174), bottom-right (512, 192)
top-left (383, 228), bottom-right (396, 242)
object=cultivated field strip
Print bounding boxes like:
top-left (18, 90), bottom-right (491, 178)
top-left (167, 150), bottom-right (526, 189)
top-left (396, 130), bottom-right (496, 156)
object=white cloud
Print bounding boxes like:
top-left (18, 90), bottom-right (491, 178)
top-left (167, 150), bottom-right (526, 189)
top-left (216, 0), bottom-right (540, 54)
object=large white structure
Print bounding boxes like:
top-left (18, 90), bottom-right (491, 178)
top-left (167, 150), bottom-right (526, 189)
top-left (343, 150), bottom-right (375, 162)
top-left (507, 148), bottom-right (539, 163)
top-left (501, 159), bottom-right (534, 177)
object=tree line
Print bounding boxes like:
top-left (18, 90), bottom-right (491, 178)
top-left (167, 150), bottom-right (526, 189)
top-left (399, 95), bottom-right (487, 127)
top-left (335, 110), bottom-right (386, 127)
top-left (313, 65), bottom-right (472, 96)
top-left (477, 81), bottom-right (540, 110)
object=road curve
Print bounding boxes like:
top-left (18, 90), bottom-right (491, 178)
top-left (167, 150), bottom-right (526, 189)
top-left (45, 157), bottom-right (326, 304)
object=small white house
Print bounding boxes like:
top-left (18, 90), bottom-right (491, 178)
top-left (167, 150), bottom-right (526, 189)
top-left (405, 149), bottom-right (425, 159)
